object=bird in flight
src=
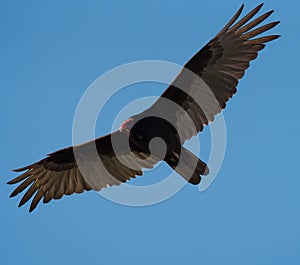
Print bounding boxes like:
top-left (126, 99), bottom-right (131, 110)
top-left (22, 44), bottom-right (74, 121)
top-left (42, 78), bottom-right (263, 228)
top-left (8, 4), bottom-right (280, 212)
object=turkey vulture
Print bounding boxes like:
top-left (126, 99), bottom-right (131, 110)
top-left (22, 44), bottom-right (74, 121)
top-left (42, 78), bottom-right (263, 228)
top-left (8, 4), bottom-right (280, 212)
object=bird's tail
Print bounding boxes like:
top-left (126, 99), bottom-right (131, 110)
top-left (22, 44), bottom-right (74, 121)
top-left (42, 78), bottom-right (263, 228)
top-left (166, 147), bottom-right (209, 185)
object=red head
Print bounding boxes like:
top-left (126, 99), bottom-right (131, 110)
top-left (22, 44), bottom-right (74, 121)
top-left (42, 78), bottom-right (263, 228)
top-left (119, 118), bottom-right (135, 134)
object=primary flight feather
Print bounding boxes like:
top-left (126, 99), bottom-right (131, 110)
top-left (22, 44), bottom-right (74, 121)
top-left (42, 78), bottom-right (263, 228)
top-left (8, 4), bottom-right (280, 212)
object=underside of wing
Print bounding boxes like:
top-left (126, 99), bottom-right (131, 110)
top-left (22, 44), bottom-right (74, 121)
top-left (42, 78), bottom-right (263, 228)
top-left (8, 131), bottom-right (159, 212)
top-left (147, 3), bottom-right (280, 142)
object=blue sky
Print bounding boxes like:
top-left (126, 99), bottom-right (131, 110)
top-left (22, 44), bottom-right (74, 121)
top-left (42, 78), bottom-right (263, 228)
top-left (1, 0), bottom-right (299, 264)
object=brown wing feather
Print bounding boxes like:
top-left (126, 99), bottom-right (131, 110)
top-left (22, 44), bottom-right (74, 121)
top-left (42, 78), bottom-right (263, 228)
top-left (146, 4), bottom-right (280, 142)
top-left (8, 131), bottom-right (158, 212)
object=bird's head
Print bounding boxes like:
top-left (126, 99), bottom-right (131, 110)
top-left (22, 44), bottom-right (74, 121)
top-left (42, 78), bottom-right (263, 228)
top-left (119, 118), bottom-right (135, 135)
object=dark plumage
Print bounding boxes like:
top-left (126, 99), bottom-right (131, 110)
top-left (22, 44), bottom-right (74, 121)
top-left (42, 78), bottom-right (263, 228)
top-left (8, 4), bottom-right (280, 212)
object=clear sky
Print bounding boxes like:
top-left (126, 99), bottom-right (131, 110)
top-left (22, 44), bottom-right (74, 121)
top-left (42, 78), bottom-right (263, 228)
top-left (1, 0), bottom-right (299, 264)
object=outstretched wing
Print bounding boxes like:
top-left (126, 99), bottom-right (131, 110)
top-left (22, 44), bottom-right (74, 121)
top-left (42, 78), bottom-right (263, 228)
top-left (146, 3), bottom-right (280, 142)
top-left (8, 131), bottom-right (158, 212)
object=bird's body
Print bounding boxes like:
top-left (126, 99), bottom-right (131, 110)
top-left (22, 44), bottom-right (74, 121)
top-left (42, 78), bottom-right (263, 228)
top-left (8, 4), bottom-right (280, 212)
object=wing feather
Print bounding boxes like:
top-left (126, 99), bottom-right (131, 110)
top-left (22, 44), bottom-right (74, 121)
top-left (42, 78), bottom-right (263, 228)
top-left (8, 131), bottom-right (158, 212)
top-left (145, 4), bottom-right (280, 142)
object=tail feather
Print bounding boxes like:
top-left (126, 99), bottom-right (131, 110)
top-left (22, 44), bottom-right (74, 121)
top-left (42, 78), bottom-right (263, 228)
top-left (166, 147), bottom-right (209, 185)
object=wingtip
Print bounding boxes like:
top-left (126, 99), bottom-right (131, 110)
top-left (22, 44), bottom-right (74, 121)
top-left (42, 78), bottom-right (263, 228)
top-left (253, 3), bottom-right (264, 14)
top-left (29, 206), bottom-right (35, 213)
top-left (269, 9), bottom-right (275, 15)
top-left (270, 34), bottom-right (281, 41)
top-left (12, 166), bottom-right (29, 172)
top-left (18, 201), bottom-right (25, 208)
top-left (7, 180), bottom-right (14, 185)
top-left (9, 192), bottom-right (16, 198)
top-left (9, 189), bottom-right (18, 198)
top-left (18, 193), bottom-right (31, 208)
top-left (274, 34), bottom-right (281, 39)
top-left (256, 3), bottom-right (264, 12)
top-left (239, 3), bottom-right (245, 13)
top-left (274, 21), bottom-right (281, 26)
top-left (258, 3), bottom-right (264, 8)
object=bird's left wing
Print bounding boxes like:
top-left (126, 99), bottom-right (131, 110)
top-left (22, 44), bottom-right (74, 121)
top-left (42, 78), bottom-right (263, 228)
top-left (8, 131), bottom-right (159, 212)
top-left (145, 4), bottom-right (280, 142)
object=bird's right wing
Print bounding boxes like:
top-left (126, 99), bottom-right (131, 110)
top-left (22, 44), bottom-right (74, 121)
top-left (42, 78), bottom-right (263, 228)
top-left (8, 131), bottom-right (159, 212)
